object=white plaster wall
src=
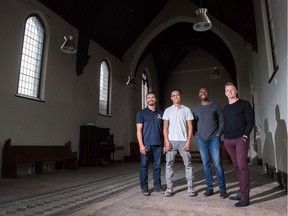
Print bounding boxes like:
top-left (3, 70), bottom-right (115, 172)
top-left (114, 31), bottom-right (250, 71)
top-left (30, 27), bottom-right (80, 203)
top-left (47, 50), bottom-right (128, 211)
top-left (253, 0), bottom-right (287, 173)
top-left (0, 0), bottom-right (132, 174)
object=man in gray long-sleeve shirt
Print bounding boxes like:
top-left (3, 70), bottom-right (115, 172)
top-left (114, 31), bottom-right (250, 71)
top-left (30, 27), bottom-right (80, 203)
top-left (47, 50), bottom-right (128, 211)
top-left (193, 87), bottom-right (228, 199)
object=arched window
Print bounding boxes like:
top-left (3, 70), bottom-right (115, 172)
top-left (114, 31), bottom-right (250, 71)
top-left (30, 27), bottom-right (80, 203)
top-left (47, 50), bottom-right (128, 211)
top-left (99, 60), bottom-right (111, 115)
top-left (17, 15), bottom-right (45, 99)
top-left (141, 71), bottom-right (149, 109)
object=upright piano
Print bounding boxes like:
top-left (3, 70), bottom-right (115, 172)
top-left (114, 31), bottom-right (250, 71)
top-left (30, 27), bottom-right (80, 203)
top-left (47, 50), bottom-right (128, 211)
top-left (79, 125), bottom-right (115, 166)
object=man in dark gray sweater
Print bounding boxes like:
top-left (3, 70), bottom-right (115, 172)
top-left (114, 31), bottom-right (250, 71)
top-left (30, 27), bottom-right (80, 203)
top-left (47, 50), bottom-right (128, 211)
top-left (193, 87), bottom-right (228, 199)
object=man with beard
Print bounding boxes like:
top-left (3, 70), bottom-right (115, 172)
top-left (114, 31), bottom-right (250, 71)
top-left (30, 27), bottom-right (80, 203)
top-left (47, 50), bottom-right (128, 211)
top-left (192, 87), bottom-right (228, 199)
top-left (136, 92), bottom-right (165, 196)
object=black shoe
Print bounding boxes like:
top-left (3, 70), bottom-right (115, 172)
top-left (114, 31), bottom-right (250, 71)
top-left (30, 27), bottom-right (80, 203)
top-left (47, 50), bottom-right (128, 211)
top-left (154, 187), bottom-right (165, 194)
top-left (142, 189), bottom-right (150, 196)
top-left (235, 198), bottom-right (250, 207)
top-left (229, 192), bottom-right (241, 201)
top-left (220, 190), bottom-right (229, 199)
top-left (204, 189), bottom-right (214, 197)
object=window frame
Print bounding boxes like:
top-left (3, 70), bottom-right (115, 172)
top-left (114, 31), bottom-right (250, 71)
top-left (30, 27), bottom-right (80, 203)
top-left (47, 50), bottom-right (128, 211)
top-left (99, 60), bottom-right (111, 116)
top-left (141, 71), bottom-right (149, 109)
top-left (265, 0), bottom-right (279, 83)
top-left (16, 14), bottom-right (45, 101)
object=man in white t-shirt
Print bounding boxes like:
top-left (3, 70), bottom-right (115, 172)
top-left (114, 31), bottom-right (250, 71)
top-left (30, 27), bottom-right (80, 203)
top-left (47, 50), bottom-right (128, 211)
top-left (163, 89), bottom-right (196, 197)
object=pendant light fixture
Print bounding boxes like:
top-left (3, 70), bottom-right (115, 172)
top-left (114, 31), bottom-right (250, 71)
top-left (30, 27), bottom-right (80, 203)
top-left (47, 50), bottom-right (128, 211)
top-left (210, 66), bottom-right (222, 79)
top-left (193, 0), bottom-right (212, 32)
top-left (61, 36), bottom-right (77, 54)
top-left (61, 3), bottom-right (77, 54)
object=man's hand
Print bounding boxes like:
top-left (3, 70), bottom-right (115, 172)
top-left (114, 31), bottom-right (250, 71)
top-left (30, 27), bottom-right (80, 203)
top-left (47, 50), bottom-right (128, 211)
top-left (242, 135), bottom-right (248, 142)
top-left (184, 142), bottom-right (190, 152)
top-left (164, 140), bottom-right (172, 151)
top-left (162, 146), bottom-right (166, 154)
top-left (139, 145), bottom-right (147, 155)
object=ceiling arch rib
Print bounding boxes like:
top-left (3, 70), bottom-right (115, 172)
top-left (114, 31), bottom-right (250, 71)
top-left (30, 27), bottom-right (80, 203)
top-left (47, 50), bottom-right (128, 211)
top-left (135, 22), bottom-right (236, 84)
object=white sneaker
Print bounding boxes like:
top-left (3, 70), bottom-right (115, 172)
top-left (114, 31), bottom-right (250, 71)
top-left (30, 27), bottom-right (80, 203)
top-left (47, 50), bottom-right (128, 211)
top-left (188, 187), bottom-right (197, 197)
top-left (165, 188), bottom-right (173, 197)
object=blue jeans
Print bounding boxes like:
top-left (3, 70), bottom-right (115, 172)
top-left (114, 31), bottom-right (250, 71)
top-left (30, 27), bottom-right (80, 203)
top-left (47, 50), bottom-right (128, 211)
top-left (196, 136), bottom-right (226, 191)
top-left (140, 145), bottom-right (162, 190)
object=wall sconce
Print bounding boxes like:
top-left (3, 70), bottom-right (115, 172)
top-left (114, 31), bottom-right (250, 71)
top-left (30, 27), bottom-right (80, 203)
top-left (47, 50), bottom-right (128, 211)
top-left (210, 66), bottom-right (222, 79)
top-left (61, 36), bottom-right (77, 54)
top-left (193, 0), bottom-right (212, 32)
top-left (126, 76), bottom-right (136, 87)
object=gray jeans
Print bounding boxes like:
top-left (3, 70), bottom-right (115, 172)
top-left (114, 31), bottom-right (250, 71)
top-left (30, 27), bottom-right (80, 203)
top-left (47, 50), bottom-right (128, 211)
top-left (165, 141), bottom-right (194, 189)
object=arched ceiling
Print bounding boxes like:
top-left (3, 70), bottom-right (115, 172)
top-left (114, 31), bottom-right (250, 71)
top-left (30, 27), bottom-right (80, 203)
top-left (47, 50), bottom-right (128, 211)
top-left (38, 0), bottom-right (257, 82)
top-left (137, 22), bottom-right (236, 84)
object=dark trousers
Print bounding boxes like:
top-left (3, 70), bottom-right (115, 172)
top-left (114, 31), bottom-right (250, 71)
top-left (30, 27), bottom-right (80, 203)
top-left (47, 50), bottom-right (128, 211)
top-left (224, 137), bottom-right (250, 199)
top-left (139, 145), bottom-right (162, 190)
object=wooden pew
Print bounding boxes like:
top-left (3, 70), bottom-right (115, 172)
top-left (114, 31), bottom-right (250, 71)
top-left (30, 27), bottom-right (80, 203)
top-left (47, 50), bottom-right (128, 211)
top-left (2, 139), bottom-right (78, 178)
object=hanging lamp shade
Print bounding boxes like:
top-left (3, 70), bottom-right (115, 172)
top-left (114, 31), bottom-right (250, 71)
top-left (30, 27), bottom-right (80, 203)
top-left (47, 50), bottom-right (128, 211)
top-left (210, 67), bottom-right (222, 79)
top-left (61, 36), bottom-right (77, 54)
top-left (193, 8), bottom-right (212, 32)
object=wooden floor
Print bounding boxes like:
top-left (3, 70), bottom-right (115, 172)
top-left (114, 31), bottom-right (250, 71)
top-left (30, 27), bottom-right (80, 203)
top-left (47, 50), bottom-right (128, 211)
top-left (0, 161), bottom-right (287, 216)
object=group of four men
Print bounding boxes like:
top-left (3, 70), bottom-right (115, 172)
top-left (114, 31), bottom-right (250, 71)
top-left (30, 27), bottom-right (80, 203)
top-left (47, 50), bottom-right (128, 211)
top-left (136, 82), bottom-right (255, 207)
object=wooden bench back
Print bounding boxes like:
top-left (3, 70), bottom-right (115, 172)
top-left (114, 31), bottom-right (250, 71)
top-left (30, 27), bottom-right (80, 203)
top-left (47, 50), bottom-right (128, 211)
top-left (11, 145), bottom-right (75, 162)
top-left (2, 139), bottom-right (77, 178)
top-left (3, 139), bottom-right (75, 162)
